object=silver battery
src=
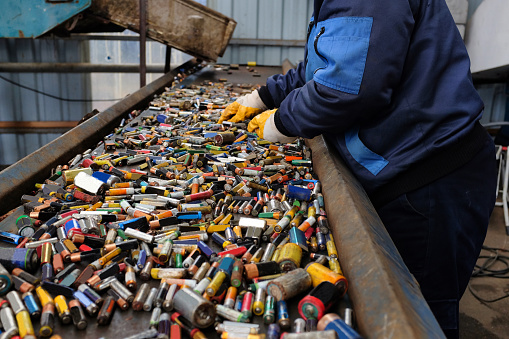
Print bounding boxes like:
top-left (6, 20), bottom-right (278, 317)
top-left (268, 199), bottom-right (282, 212)
top-left (173, 287), bottom-right (216, 328)
top-left (294, 318), bottom-right (306, 333)
top-left (344, 307), bottom-right (354, 327)
top-left (25, 237), bottom-right (58, 248)
top-left (194, 277), bottom-right (211, 295)
top-left (216, 304), bottom-right (247, 323)
top-left (74, 171), bottom-right (107, 195)
top-left (6, 291), bottom-right (25, 314)
top-left (261, 243), bottom-right (276, 263)
top-left (56, 226), bottom-right (67, 240)
top-left (143, 287), bottom-right (158, 312)
top-left (110, 279), bottom-right (134, 303)
top-left (283, 330), bottom-right (337, 339)
top-left (162, 283), bottom-right (178, 312)
top-left (0, 304), bottom-right (18, 336)
top-left (124, 228), bottom-right (154, 244)
top-left (216, 321), bottom-right (259, 334)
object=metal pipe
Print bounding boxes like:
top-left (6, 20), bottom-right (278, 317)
top-left (139, 0), bottom-right (147, 87)
top-left (0, 63), bottom-right (167, 73)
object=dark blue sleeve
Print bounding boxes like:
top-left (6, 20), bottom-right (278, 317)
top-left (274, 1), bottom-right (417, 139)
top-left (258, 62), bottom-right (307, 109)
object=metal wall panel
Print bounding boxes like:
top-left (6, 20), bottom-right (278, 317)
top-left (0, 38), bottom-right (91, 166)
top-left (207, 0), bottom-right (312, 66)
top-left (88, 31), bottom-right (192, 112)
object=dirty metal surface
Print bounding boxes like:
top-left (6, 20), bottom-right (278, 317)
top-left (89, 0), bottom-right (236, 62)
top-left (307, 136), bottom-right (445, 338)
top-left (0, 59), bottom-right (201, 216)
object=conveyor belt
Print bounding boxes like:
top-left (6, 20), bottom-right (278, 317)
top-left (0, 61), bottom-right (444, 338)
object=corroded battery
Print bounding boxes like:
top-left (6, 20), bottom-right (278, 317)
top-left (172, 287), bottom-right (216, 328)
top-left (266, 268), bottom-right (312, 301)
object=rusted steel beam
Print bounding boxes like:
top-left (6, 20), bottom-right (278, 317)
top-left (307, 135), bottom-right (445, 338)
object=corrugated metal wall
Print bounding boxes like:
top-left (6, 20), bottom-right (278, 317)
top-left (0, 38), bottom-right (91, 166)
top-left (88, 32), bottom-right (191, 112)
top-left (207, 0), bottom-right (313, 66)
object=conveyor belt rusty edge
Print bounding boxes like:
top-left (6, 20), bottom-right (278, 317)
top-left (307, 136), bottom-right (445, 338)
top-left (0, 59), bottom-right (201, 216)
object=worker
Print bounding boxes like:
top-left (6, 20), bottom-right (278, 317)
top-left (219, 0), bottom-right (497, 338)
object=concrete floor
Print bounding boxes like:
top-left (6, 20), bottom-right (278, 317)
top-left (459, 206), bottom-right (509, 338)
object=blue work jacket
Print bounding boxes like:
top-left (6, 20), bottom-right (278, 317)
top-left (258, 0), bottom-right (484, 197)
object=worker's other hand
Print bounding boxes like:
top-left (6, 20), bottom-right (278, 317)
top-left (218, 90), bottom-right (267, 123)
top-left (248, 109), bottom-right (297, 144)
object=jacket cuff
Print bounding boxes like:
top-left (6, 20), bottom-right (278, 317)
top-left (258, 86), bottom-right (276, 109)
top-left (274, 110), bottom-right (295, 137)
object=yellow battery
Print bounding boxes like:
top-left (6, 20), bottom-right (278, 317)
top-left (70, 204), bottom-right (91, 210)
top-left (207, 224), bottom-right (230, 233)
top-left (86, 202), bottom-right (103, 211)
top-left (326, 233), bottom-right (339, 258)
top-left (276, 243), bottom-right (302, 271)
top-left (305, 262), bottom-right (348, 290)
top-left (62, 168), bottom-right (93, 184)
top-left (233, 226), bottom-right (242, 239)
top-left (185, 205), bottom-right (212, 213)
top-left (328, 257), bottom-right (344, 276)
top-left (36, 286), bottom-right (54, 307)
top-left (206, 271), bottom-right (226, 296)
top-left (94, 159), bottom-right (113, 168)
top-left (111, 156), bottom-right (128, 165)
top-left (16, 310), bottom-right (35, 338)
top-left (307, 206), bottom-right (316, 219)
top-left (219, 213), bottom-right (233, 225)
top-left (213, 213), bottom-right (225, 225)
top-left (98, 247), bottom-right (122, 266)
top-left (63, 239), bottom-right (78, 253)
top-left (271, 245), bottom-right (282, 262)
top-left (54, 295), bottom-right (72, 324)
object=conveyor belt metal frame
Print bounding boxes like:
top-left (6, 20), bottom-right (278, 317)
top-left (0, 62), bottom-right (445, 338)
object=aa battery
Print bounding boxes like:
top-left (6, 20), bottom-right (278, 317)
top-left (150, 268), bottom-right (186, 280)
top-left (216, 304), bottom-right (249, 323)
top-left (263, 295), bottom-right (276, 324)
top-left (266, 323), bottom-right (280, 339)
top-left (39, 303), bottom-right (55, 337)
top-left (224, 286), bottom-right (237, 309)
top-left (244, 261), bottom-right (282, 280)
top-left (277, 300), bottom-right (290, 330)
top-left (110, 279), bottom-right (134, 303)
top-left (172, 287), bottom-right (216, 328)
top-left (97, 295), bottom-right (116, 325)
top-left (69, 299), bottom-right (88, 330)
top-left (253, 287), bottom-right (266, 316)
top-left (283, 330), bottom-right (338, 339)
top-left (163, 283), bottom-right (178, 311)
top-left (0, 305), bottom-right (18, 337)
top-left (266, 268), bottom-right (312, 301)
top-left (133, 283), bottom-right (150, 311)
top-left (144, 287), bottom-right (158, 312)
top-left (22, 292), bottom-right (41, 318)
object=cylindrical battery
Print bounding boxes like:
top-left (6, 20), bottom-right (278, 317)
top-left (0, 306), bottom-right (18, 337)
top-left (263, 295), bottom-right (276, 324)
top-left (276, 243), bottom-right (302, 271)
top-left (132, 283), bottom-right (150, 311)
top-left (277, 300), bottom-right (290, 330)
top-left (305, 262), bottom-right (348, 297)
top-left (298, 281), bottom-right (341, 320)
top-left (6, 290), bottom-right (26, 314)
top-left (194, 277), bottom-right (211, 295)
top-left (216, 304), bottom-right (249, 323)
top-left (266, 268), bottom-right (312, 301)
top-left (39, 303), bottom-right (55, 337)
top-left (224, 286), bottom-right (237, 309)
top-left (317, 313), bottom-right (362, 339)
top-left (172, 287), bottom-right (216, 328)
top-left (97, 295), bottom-right (116, 326)
top-left (163, 283), bottom-right (178, 312)
top-left (69, 299), bottom-right (87, 330)
top-left (283, 330), bottom-right (337, 339)
top-left (54, 295), bottom-right (71, 324)
top-left (294, 317), bottom-right (306, 333)
top-left (244, 261), bottom-right (282, 280)
top-left (252, 288), bottom-right (266, 316)
top-left (143, 287), bottom-right (158, 312)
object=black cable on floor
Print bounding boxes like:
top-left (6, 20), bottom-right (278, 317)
top-left (0, 74), bottom-right (123, 102)
top-left (468, 245), bottom-right (509, 303)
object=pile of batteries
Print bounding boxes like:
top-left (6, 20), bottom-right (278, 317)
top-left (0, 78), bottom-right (361, 339)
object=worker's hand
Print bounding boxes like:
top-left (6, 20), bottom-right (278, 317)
top-left (218, 90), bottom-right (267, 123)
top-left (248, 109), bottom-right (297, 144)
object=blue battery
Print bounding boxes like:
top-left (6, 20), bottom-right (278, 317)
top-left (287, 185), bottom-right (311, 201)
top-left (325, 316), bottom-right (363, 339)
top-left (172, 239), bottom-right (198, 245)
top-left (217, 256), bottom-right (235, 276)
top-left (289, 227), bottom-right (308, 252)
top-left (137, 250), bottom-right (147, 270)
top-left (198, 241), bottom-right (216, 258)
top-left (0, 231), bottom-right (24, 245)
top-left (23, 292), bottom-right (41, 318)
top-left (176, 212), bottom-right (202, 220)
top-left (64, 219), bottom-right (81, 236)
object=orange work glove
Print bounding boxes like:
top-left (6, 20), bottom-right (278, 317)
top-left (247, 109), bottom-right (297, 144)
top-left (218, 90), bottom-right (267, 123)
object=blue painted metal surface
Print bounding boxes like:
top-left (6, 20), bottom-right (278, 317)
top-left (0, 0), bottom-right (91, 38)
